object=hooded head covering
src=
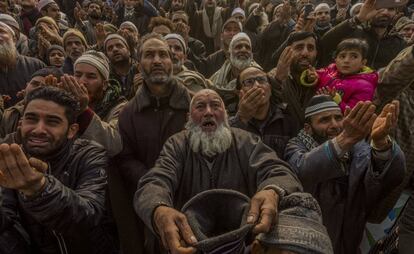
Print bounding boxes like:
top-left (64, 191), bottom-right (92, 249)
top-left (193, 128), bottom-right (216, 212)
top-left (37, 0), bottom-right (56, 11)
top-left (229, 32), bottom-right (251, 51)
top-left (232, 7), bottom-right (245, 18)
top-left (165, 33), bottom-right (187, 54)
top-left (120, 21), bottom-right (139, 34)
top-left (305, 95), bottom-right (341, 119)
top-left (0, 14), bottom-right (19, 31)
top-left (104, 33), bottom-right (130, 51)
top-left (63, 29), bottom-right (88, 49)
top-left (36, 16), bottom-right (59, 31)
top-left (0, 21), bottom-right (15, 38)
top-left (75, 50), bottom-right (110, 80)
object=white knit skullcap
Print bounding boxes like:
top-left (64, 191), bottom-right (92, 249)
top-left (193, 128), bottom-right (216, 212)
top-left (0, 21), bottom-right (15, 38)
top-left (229, 32), bottom-right (251, 50)
top-left (315, 3), bottom-right (330, 13)
top-left (350, 3), bottom-right (363, 17)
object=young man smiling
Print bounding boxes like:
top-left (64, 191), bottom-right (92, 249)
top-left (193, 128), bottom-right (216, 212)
top-left (0, 86), bottom-right (117, 254)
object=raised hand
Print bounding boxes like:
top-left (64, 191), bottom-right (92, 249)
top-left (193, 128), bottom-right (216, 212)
top-left (0, 144), bottom-right (47, 197)
top-left (336, 8), bottom-right (348, 22)
top-left (237, 86), bottom-right (266, 124)
top-left (96, 23), bottom-right (106, 48)
top-left (357, 0), bottom-right (379, 23)
top-left (371, 100), bottom-right (399, 150)
top-left (74, 2), bottom-right (86, 22)
top-left (45, 75), bottom-right (58, 87)
top-left (153, 206), bottom-right (197, 254)
top-left (337, 101), bottom-right (377, 151)
top-left (61, 75), bottom-right (89, 113)
top-left (274, 46), bottom-right (294, 81)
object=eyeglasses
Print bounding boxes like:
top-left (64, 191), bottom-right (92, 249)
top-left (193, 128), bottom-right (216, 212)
top-left (241, 76), bottom-right (269, 88)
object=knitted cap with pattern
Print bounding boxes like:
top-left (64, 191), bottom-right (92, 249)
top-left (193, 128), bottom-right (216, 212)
top-left (75, 50), bottom-right (110, 80)
top-left (257, 192), bottom-right (334, 254)
top-left (305, 95), bottom-right (341, 119)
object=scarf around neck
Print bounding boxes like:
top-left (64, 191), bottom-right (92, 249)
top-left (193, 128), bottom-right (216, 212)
top-left (202, 6), bottom-right (223, 38)
top-left (94, 79), bottom-right (123, 120)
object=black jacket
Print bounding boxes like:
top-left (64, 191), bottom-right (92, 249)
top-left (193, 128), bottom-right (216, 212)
top-left (229, 103), bottom-right (299, 158)
top-left (0, 137), bottom-right (117, 254)
top-left (320, 19), bottom-right (407, 70)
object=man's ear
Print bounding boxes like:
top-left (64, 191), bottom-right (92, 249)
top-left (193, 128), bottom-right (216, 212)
top-left (304, 122), bottom-right (312, 135)
top-left (186, 112), bottom-right (190, 122)
top-left (67, 123), bottom-right (79, 139)
top-left (103, 80), bottom-right (109, 91)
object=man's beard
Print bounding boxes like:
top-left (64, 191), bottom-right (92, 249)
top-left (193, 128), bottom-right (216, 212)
top-left (142, 65), bottom-right (173, 85)
top-left (22, 131), bottom-right (68, 159)
top-left (186, 119), bottom-right (232, 157)
top-left (0, 40), bottom-right (17, 69)
top-left (310, 126), bottom-right (342, 144)
top-left (291, 57), bottom-right (314, 75)
top-left (172, 3), bottom-right (183, 11)
top-left (371, 16), bottom-right (392, 28)
top-left (89, 11), bottom-right (101, 19)
top-left (112, 54), bottom-right (129, 65)
top-left (230, 53), bottom-right (252, 70)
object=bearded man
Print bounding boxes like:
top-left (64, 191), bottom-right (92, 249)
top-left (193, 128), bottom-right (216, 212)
top-left (104, 33), bottom-right (138, 99)
top-left (272, 31), bottom-right (318, 126)
top-left (284, 95), bottom-right (405, 254)
top-left (134, 89), bottom-right (302, 254)
top-left (0, 21), bottom-right (45, 107)
top-left (210, 32), bottom-right (260, 115)
top-left (75, 0), bottom-right (104, 45)
top-left (165, 33), bottom-right (209, 95)
top-left (111, 33), bottom-right (191, 254)
top-left (321, 0), bottom-right (406, 69)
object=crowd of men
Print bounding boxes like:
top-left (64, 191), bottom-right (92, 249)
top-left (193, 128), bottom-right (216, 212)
top-left (0, 0), bottom-right (413, 253)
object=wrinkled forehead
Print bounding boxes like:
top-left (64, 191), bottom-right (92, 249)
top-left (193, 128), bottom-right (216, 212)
top-left (316, 6), bottom-right (330, 13)
top-left (142, 38), bottom-right (169, 52)
top-left (240, 67), bottom-right (265, 80)
top-left (232, 38), bottom-right (250, 47)
top-left (191, 90), bottom-right (224, 107)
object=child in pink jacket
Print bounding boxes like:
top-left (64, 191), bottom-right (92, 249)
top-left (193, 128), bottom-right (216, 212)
top-left (302, 38), bottom-right (378, 112)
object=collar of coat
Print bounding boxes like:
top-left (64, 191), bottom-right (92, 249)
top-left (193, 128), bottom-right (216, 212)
top-left (134, 77), bottom-right (191, 112)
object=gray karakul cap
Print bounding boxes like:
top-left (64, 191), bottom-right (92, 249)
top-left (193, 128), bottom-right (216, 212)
top-left (257, 192), bottom-right (334, 254)
top-left (181, 189), bottom-right (254, 254)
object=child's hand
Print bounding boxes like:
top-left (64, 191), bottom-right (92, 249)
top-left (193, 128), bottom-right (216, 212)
top-left (317, 86), bottom-right (335, 97)
top-left (306, 66), bottom-right (318, 83)
top-left (317, 87), bottom-right (342, 104)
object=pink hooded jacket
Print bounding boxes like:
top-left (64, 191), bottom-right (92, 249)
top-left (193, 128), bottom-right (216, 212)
top-left (316, 64), bottom-right (378, 112)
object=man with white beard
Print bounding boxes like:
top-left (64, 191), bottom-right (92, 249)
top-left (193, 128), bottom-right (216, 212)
top-left (134, 89), bottom-right (303, 254)
top-left (210, 32), bottom-right (260, 115)
top-left (0, 21), bottom-right (45, 107)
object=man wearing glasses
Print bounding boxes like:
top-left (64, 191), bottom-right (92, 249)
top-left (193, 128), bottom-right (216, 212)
top-left (230, 66), bottom-right (299, 158)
